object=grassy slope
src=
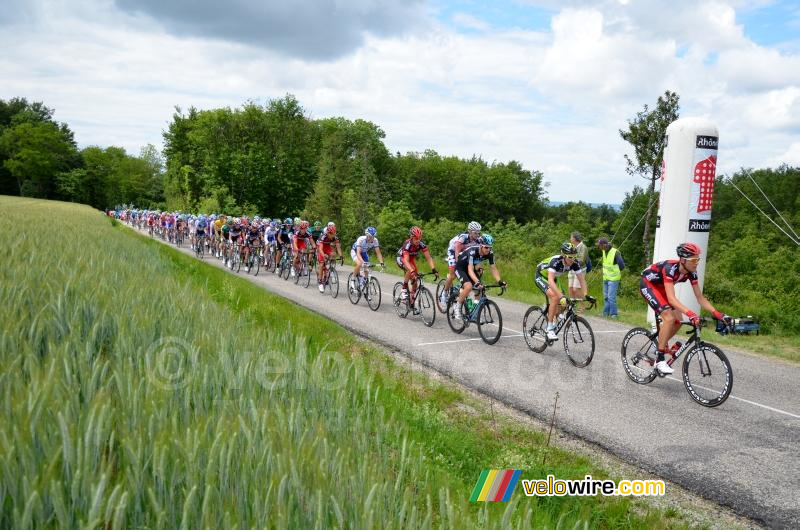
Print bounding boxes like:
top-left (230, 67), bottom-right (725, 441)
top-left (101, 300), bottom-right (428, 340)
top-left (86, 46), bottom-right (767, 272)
top-left (2, 196), bottom-right (701, 528)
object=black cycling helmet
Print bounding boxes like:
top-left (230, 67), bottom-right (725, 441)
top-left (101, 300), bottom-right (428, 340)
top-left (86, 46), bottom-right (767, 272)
top-left (561, 242), bottom-right (578, 256)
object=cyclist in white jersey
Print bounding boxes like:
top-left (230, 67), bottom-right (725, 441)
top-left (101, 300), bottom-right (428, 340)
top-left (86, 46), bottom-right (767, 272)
top-left (440, 222), bottom-right (482, 306)
top-left (351, 226), bottom-right (385, 282)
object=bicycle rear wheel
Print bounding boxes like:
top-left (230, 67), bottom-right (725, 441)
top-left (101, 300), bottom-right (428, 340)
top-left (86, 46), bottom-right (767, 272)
top-left (367, 277), bottom-right (381, 311)
top-left (328, 268), bottom-right (339, 298)
top-left (446, 299), bottom-right (467, 333)
top-left (303, 260), bottom-right (311, 288)
top-left (348, 273), bottom-right (361, 304)
top-left (620, 327), bottom-right (658, 384)
top-left (294, 261), bottom-right (302, 284)
top-left (418, 287), bottom-right (436, 327)
top-left (563, 316), bottom-right (594, 367)
top-left (281, 258), bottom-right (290, 280)
top-left (477, 300), bottom-right (503, 345)
top-left (522, 306), bottom-right (548, 353)
top-left (682, 344), bottom-right (733, 407)
top-left (392, 282), bottom-right (409, 318)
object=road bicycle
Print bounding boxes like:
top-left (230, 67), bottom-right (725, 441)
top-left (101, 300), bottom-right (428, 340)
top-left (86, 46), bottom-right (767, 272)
top-left (263, 243), bottom-right (278, 273)
top-left (621, 317), bottom-right (733, 407)
top-left (392, 272), bottom-right (438, 326)
top-left (194, 235), bottom-right (205, 259)
top-left (278, 248), bottom-right (294, 280)
top-left (446, 283), bottom-right (506, 345)
top-left (292, 250), bottom-right (314, 287)
top-left (522, 296), bottom-right (597, 367)
top-left (245, 244), bottom-right (262, 276)
top-left (347, 262), bottom-right (384, 310)
top-left (318, 255), bottom-right (343, 297)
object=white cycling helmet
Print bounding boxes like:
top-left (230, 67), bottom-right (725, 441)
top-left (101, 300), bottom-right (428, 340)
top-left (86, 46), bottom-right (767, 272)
top-left (467, 221), bottom-right (481, 232)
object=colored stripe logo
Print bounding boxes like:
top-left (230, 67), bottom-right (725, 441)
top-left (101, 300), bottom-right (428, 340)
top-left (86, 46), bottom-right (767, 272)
top-left (470, 470), bottom-right (521, 501)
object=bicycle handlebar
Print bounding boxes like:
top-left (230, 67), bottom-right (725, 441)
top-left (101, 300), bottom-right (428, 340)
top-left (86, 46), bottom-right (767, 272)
top-left (479, 284), bottom-right (506, 296)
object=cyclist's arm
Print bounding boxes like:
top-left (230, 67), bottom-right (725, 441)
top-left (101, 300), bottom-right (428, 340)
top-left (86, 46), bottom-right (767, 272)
top-left (402, 251), bottom-right (414, 270)
top-left (691, 282), bottom-right (719, 315)
top-left (423, 248), bottom-right (435, 270)
top-left (490, 263), bottom-right (501, 283)
top-left (375, 247), bottom-right (384, 264)
top-left (335, 241), bottom-right (342, 258)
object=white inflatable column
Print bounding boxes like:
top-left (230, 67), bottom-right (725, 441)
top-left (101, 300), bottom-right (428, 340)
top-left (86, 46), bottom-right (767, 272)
top-left (649, 117), bottom-right (718, 323)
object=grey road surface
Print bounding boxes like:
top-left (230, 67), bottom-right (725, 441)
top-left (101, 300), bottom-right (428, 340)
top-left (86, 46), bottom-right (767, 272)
top-left (152, 233), bottom-right (800, 528)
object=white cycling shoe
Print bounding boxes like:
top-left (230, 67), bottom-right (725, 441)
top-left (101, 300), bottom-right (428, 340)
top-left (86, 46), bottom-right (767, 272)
top-left (655, 360), bottom-right (674, 374)
top-left (546, 329), bottom-right (558, 341)
top-left (452, 304), bottom-right (462, 320)
top-left (318, 284), bottom-right (325, 293)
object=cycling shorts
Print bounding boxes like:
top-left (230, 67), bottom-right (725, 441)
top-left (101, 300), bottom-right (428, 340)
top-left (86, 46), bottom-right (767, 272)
top-left (351, 249), bottom-right (369, 263)
top-left (396, 255), bottom-right (417, 274)
top-left (639, 278), bottom-right (673, 314)
top-left (534, 273), bottom-right (550, 294)
top-left (317, 246), bottom-right (334, 263)
top-left (446, 251), bottom-right (457, 270)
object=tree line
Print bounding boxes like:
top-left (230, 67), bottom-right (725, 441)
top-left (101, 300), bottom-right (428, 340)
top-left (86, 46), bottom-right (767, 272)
top-left (0, 98), bottom-right (164, 207)
top-left (2, 94), bottom-right (797, 332)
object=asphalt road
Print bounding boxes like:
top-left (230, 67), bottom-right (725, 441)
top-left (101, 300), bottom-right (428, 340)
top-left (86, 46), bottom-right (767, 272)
top-left (149, 232), bottom-right (800, 528)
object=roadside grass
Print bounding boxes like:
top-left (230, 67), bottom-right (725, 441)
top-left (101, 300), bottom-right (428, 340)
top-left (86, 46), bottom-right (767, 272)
top-left (375, 257), bottom-right (800, 364)
top-left (2, 196), bottom-right (697, 528)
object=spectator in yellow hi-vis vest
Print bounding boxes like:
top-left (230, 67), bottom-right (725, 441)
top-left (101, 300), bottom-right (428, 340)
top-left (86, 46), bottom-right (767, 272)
top-left (597, 236), bottom-right (625, 318)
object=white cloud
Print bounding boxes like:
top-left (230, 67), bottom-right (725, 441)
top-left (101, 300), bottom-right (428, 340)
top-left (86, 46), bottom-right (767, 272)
top-left (770, 142), bottom-right (800, 166)
top-left (1, 0), bottom-right (798, 205)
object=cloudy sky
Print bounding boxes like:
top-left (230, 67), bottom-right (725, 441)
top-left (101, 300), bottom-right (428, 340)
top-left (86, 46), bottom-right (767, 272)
top-left (2, 0), bottom-right (799, 203)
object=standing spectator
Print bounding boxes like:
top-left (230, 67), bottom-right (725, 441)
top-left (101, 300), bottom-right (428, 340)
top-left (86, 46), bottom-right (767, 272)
top-left (568, 232), bottom-right (588, 299)
top-left (597, 236), bottom-right (625, 318)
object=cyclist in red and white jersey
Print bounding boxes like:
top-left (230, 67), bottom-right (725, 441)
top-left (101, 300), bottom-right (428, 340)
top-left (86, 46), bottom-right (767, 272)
top-left (640, 242), bottom-right (730, 374)
top-left (316, 223), bottom-right (343, 292)
top-left (396, 226), bottom-right (438, 301)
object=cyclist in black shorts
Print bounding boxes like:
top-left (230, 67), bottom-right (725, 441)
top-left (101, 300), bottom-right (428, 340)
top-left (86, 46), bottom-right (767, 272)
top-left (451, 234), bottom-right (505, 320)
top-left (535, 242), bottom-right (586, 340)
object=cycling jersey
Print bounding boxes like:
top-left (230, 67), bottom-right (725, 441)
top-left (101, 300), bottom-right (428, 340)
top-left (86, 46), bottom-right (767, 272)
top-left (396, 238), bottom-right (428, 259)
top-left (456, 246), bottom-right (494, 268)
top-left (265, 226), bottom-right (278, 243)
top-left (641, 260), bottom-right (698, 288)
top-left (639, 260), bottom-right (699, 314)
top-left (352, 235), bottom-right (380, 253)
top-left (536, 255), bottom-right (582, 278)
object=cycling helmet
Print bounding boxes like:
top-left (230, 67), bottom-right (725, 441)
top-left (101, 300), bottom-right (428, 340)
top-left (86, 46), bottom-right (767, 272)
top-left (284, 217), bottom-right (292, 225)
top-left (314, 220), bottom-right (322, 229)
top-left (327, 221), bottom-right (335, 228)
top-left (480, 234), bottom-right (494, 247)
top-left (293, 217), bottom-right (301, 225)
top-left (561, 242), bottom-right (578, 256)
top-left (410, 226), bottom-right (423, 239)
top-left (467, 221), bottom-right (482, 232)
top-left (365, 226), bottom-right (377, 237)
top-left (269, 220), bottom-right (277, 228)
top-left (299, 220), bottom-right (309, 230)
top-left (677, 242), bottom-right (702, 258)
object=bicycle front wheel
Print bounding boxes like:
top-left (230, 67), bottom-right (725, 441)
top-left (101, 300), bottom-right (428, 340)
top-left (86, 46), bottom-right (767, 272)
top-left (418, 287), bottom-right (436, 327)
top-left (253, 254), bottom-right (260, 276)
top-left (682, 344), bottom-right (733, 407)
top-left (563, 316), bottom-right (594, 367)
top-left (477, 299), bottom-right (502, 345)
top-left (367, 277), bottom-right (381, 311)
top-left (435, 279), bottom-right (448, 313)
top-left (303, 261), bottom-right (311, 288)
top-left (522, 306), bottom-right (548, 353)
top-left (620, 327), bottom-right (658, 384)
